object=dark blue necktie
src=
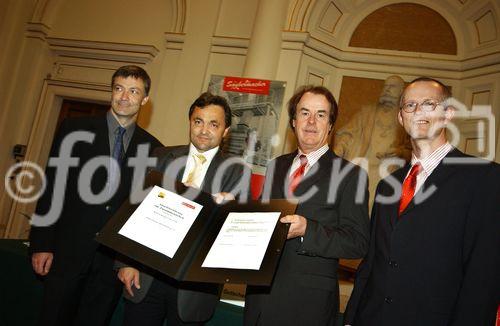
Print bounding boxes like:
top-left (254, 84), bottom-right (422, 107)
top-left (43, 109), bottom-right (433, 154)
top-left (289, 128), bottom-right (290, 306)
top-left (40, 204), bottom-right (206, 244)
top-left (109, 126), bottom-right (126, 194)
top-left (112, 126), bottom-right (126, 165)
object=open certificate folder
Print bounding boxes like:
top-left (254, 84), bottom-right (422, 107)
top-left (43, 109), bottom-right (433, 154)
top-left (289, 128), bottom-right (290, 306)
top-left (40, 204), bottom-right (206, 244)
top-left (96, 171), bottom-right (297, 285)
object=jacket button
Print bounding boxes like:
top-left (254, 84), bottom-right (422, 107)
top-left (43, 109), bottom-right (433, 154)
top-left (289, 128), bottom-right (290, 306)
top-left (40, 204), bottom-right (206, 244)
top-left (384, 296), bottom-right (393, 304)
top-left (105, 205), bottom-right (111, 211)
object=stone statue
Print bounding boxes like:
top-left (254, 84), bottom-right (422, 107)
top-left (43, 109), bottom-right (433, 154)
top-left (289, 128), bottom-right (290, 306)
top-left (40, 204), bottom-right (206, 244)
top-left (333, 75), bottom-right (411, 208)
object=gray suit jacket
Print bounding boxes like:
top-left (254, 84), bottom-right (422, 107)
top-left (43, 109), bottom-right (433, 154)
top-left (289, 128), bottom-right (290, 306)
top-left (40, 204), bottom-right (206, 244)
top-left (119, 145), bottom-right (250, 322)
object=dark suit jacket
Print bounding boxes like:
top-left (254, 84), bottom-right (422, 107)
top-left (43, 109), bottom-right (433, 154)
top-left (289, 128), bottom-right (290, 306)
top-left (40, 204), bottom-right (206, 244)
top-left (29, 116), bottom-right (162, 276)
top-left (244, 149), bottom-right (370, 326)
top-left (344, 148), bottom-right (500, 326)
top-left (123, 144), bottom-right (251, 322)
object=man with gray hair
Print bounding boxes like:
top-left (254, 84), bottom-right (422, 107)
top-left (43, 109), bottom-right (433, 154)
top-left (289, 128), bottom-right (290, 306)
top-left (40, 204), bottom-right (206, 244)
top-left (244, 85), bottom-right (370, 326)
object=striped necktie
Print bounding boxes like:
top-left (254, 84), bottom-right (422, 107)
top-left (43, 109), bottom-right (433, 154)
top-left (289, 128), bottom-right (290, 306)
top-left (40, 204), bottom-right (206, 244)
top-left (288, 155), bottom-right (308, 196)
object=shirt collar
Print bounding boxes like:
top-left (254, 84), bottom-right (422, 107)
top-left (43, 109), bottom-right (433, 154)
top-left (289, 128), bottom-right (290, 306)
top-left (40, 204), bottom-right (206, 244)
top-left (188, 143), bottom-right (219, 163)
top-left (410, 142), bottom-right (453, 175)
top-left (107, 110), bottom-right (136, 139)
top-left (296, 144), bottom-right (329, 167)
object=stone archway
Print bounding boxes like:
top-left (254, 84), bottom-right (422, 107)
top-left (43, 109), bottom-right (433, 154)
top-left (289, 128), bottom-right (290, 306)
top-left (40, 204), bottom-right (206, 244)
top-left (349, 3), bottom-right (457, 55)
top-left (285, 0), bottom-right (468, 56)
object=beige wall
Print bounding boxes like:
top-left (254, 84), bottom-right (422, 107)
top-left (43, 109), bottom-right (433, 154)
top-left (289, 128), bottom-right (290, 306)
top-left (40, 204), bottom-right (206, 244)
top-left (1, 0), bottom-right (500, 238)
top-left (50, 0), bottom-right (172, 48)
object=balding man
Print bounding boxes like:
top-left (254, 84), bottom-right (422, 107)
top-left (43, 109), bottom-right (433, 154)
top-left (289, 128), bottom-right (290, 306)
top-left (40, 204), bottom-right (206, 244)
top-left (344, 77), bottom-right (500, 326)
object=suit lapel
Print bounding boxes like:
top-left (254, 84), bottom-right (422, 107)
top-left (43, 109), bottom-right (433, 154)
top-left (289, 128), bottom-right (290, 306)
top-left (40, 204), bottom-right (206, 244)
top-left (170, 146), bottom-right (189, 182)
top-left (154, 145), bottom-right (189, 182)
top-left (92, 117), bottom-right (110, 157)
top-left (274, 152), bottom-right (296, 198)
top-left (390, 166), bottom-right (409, 227)
top-left (124, 126), bottom-right (142, 159)
top-left (201, 150), bottom-right (223, 192)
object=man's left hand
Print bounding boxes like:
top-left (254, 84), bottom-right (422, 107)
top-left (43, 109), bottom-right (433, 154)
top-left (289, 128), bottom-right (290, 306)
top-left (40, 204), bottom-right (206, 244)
top-left (280, 214), bottom-right (307, 239)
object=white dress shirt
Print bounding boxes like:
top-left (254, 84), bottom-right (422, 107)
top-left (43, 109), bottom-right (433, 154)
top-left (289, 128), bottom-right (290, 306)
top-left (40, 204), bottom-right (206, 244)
top-left (408, 142), bottom-right (453, 193)
top-left (288, 144), bottom-right (330, 177)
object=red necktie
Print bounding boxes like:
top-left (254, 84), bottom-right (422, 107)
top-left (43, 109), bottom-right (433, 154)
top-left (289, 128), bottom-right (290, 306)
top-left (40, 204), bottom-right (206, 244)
top-left (398, 163), bottom-right (421, 216)
top-left (288, 155), bottom-right (308, 196)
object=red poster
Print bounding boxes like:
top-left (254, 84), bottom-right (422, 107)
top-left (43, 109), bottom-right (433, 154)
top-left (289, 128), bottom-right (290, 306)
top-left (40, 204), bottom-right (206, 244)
top-left (223, 77), bottom-right (271, 95)
top-left (209, 74), bottom-right (286, 198)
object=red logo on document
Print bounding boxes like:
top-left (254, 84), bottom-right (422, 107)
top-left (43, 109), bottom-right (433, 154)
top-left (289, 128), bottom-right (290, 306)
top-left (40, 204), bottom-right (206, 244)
top-left (182, 202), bottom-right (195, 209)
top-left (223, 77), bottom-right (271, 95)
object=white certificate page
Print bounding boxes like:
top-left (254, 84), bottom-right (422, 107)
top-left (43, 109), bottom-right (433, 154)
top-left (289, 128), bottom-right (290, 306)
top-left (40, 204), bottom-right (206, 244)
top-left (118, 185), bottom-right (203, 258)
top-left (202, 212), bottom-right (281, 270)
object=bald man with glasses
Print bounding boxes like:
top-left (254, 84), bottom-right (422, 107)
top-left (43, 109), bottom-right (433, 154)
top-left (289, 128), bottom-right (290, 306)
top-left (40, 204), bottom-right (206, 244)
top-left (344, 77), bottom-right (500, 326)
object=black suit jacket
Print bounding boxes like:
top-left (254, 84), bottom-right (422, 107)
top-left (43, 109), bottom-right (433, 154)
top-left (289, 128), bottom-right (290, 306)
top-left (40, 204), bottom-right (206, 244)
top-left (123, 144), bottom-right (251, 323)
top-left (244, 149), bottom-right (370, 326)
top-left (29, 116), bottom-right (162, 275)
top-left (344, 148), bottom-right (500, 326)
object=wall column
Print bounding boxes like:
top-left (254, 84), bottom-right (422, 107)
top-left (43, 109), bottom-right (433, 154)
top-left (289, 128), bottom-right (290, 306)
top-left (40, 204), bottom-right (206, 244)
top-left (243, 0), bottom-right (288, 80)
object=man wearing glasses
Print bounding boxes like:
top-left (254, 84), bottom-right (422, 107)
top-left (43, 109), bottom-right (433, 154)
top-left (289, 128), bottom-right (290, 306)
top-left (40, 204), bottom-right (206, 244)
top-left (344, 77), bottom-right (500, 326)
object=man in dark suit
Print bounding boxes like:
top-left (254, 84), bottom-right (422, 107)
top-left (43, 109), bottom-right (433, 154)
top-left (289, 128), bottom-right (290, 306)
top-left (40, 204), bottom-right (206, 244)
top-left (118, 92), bottom-right (251, 326)
top-left (244, 85), bottom-right (370, 326)
top-left (344, 77), bottom-right (500, 326)
top-left (29, 65), bottom-right (162, 326)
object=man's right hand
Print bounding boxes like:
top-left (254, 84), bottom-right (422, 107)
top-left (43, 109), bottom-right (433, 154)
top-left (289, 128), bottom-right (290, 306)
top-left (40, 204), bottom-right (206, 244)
top-left (118, 267), bottom-right (141, 297)
top-left (32, 252), bottom-right (54, 276)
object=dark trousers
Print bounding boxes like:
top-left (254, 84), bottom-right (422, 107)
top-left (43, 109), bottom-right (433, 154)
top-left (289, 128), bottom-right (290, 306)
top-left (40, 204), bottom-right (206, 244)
top-left (123, 278), bottom-right (204, 326)
top-left (36, 249), bottom-right (122, 326)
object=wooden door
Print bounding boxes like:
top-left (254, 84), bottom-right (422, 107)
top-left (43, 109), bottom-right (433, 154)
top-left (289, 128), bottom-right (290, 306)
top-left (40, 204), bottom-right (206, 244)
top-left (56, 99), bottom-right (109, 131)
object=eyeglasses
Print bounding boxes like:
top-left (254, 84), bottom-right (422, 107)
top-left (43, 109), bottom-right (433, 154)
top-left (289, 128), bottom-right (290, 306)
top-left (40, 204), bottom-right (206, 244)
top-left (400, 100), bottom-right (441, 113)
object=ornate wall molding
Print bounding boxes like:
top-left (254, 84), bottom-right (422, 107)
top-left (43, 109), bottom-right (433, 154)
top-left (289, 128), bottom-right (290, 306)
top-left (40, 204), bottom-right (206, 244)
top-left (286, 0), bottom-right (315, 31)
top-left (210, 36), bottom-right (249, 55)
top-left (282, 31), bottom-right (500, 78)
top-left (46, 37), bottom-right (159, 64)
top-left (165, 32), bottom-right (186, 51)
top-left (170, 0), bottom-right (187, 33)
top-left (25, 22), bottom-right (50, 41)
top-left (286, 0), bottom-right (500, 61)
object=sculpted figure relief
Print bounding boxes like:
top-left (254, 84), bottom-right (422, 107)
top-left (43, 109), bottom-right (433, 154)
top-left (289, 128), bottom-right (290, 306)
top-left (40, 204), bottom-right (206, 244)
top-left (334, 75), bottom-right (411, 207)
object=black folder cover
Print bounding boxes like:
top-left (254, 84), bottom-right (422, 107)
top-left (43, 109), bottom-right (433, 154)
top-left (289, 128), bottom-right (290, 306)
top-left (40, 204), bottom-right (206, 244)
top-left (96, 171), bottom-right (297, 286)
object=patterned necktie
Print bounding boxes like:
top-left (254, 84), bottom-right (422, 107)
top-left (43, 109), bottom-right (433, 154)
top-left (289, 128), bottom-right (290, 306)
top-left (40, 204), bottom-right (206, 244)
top-left (288, 155), bottom-right (308, 196)
top-left (112, 127), bottom-right (126, 165)
top-left (185, 154), bottom-right (207, 188)
top-left (398, 163), bottom-right (421, 216)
